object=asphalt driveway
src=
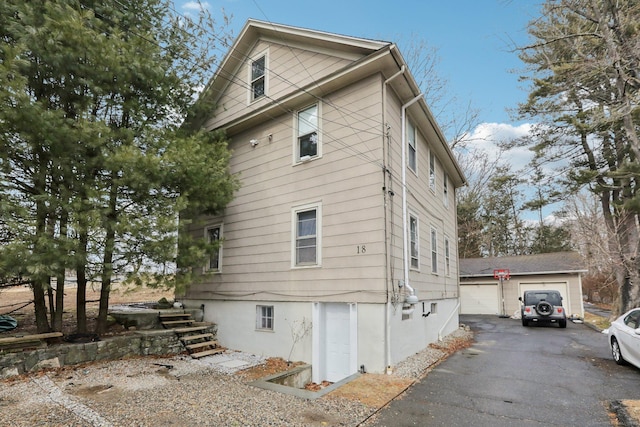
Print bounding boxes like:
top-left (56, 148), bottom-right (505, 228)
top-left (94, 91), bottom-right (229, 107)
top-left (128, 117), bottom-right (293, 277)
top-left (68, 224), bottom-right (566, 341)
top-left (365, 314), bottom-right (640, 427)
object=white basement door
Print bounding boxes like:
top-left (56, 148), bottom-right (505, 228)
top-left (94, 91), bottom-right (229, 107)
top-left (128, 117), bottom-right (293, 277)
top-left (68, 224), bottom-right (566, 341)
top-left (324, 303), bottom-right (352, 382)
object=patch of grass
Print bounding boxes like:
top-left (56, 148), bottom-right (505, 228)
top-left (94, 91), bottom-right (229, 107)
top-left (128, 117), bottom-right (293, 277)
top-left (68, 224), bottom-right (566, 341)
top-left (584, 312), bottom-right (611, 330)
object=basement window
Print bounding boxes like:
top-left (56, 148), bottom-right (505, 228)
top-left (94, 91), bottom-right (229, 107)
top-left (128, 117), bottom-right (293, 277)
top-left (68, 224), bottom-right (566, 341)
top-left (256, 305), bottom-right (274, 331)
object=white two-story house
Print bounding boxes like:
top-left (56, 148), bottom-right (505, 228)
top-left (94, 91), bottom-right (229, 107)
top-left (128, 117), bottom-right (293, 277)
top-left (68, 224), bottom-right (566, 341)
top-left (181, 19), bottom-right (466, 383)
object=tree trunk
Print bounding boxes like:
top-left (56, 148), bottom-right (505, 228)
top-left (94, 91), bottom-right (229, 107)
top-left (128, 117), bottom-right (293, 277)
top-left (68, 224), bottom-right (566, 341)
top-left (33, 145), bottom-right (51, 333)
top-left (95, 180), bottom-right (117, 335)
top-left (52, 274), bottom-right (64, 332)
top-left (32, 278), bottom-right (51, 333)
top-left (76, 230), bottom-right (89, 333)
top-left (47, 285), bottom-right (55, 328)
top-left (614, 211), bottom-right (640, 314)
top-left (52, 208), bottom-right (69, 332)
top-left (95, 264), bottom-right (112, 335)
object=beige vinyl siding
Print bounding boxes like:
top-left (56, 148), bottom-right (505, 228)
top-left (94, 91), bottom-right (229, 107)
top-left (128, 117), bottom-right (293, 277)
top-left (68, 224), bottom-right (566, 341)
top-left (382, 91), bottom-right (459, 300)
top-left (186, 75), bottom-right (386, 303)
top-left (268, 43), bottom-right (350, 98)
top-left (208, 40), bottom-right (355, 129)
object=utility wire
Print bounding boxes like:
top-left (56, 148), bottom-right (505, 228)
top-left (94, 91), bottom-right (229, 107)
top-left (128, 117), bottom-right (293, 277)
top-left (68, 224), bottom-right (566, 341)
top-left (102, 0), bottom-right (387, 168)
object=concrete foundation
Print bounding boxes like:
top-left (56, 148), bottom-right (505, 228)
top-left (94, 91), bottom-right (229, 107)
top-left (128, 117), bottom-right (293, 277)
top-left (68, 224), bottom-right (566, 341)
top-left (249, 364), bottom-right (359, 399)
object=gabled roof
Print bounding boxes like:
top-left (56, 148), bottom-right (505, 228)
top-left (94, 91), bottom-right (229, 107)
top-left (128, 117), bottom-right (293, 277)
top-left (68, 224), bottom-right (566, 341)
top-left (199, 19), bottom-right (466, 187)
top-left (205, 19), bottom-right (390, 111)
top-left (459, 252), bottom-right (587, 278)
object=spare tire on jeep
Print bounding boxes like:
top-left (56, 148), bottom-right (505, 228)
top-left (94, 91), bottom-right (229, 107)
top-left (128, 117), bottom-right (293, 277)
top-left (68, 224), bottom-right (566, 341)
top-left (536, 301), bottom-right (553, 316)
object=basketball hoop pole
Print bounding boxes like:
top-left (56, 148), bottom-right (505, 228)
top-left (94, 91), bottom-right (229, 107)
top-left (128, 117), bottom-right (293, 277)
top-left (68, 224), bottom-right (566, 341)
top-left (498, 275), bottom-right (509, 318)
top-left (494, 269), bottom-right (510, 318)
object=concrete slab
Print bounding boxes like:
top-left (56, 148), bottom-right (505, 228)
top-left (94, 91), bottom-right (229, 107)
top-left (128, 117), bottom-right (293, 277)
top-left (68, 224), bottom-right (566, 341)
top-left (208, 356), bottom-right (231, 364)
top-left (218, 360), bottom-right (249, 369)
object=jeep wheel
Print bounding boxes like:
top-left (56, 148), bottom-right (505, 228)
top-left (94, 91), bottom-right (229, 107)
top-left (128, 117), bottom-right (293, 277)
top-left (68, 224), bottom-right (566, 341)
top-left (536, 301), bottom-right (553, 316)
top-left (522, 317), bottom-right (528, 327)
top-left (559, 319), bottom-right (567, 328)
top-left (611, 337), bottom-right (626, 365)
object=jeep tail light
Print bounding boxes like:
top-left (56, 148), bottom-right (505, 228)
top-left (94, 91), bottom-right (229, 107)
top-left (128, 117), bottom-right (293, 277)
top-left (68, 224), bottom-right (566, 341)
top-left (524, 307), bottom-right (531, 313)
top-left (557, 308), bottom-right (563, 313)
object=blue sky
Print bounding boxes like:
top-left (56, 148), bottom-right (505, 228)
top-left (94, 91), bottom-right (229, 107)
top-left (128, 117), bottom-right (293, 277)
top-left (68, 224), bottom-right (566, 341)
top-left (179, 0), bottom-right (541, 127)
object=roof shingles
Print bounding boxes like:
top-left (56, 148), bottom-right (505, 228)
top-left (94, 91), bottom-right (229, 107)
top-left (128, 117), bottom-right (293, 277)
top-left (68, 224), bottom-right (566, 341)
top-left (459, 252), bottom-right (587, 278)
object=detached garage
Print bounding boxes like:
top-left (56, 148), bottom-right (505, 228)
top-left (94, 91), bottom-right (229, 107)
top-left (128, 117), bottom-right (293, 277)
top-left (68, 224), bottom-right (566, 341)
top-left (459, 252), bottom-right (587, 318)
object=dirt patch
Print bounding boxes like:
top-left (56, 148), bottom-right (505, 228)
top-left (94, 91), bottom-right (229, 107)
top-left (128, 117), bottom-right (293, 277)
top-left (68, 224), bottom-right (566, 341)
top-left (328, 374), bottom-right (414, 408)
top-left (235, 357), bottom-right (306, 381)
top-left (584, 312), bottom-right (611, 330)
top-left (621, 400), bottom-right (640, 425)
top-left (428, 335), bottom-right (474, 353)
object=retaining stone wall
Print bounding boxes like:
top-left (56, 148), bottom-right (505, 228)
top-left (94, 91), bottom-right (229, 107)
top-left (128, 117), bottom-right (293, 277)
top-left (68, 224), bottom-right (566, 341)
top-left (0, 324), bottom-right (217, 379)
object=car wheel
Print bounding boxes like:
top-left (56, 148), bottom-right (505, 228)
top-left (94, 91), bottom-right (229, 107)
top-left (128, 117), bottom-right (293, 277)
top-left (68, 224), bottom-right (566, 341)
top-left (611, 337), bottom-right (626, 365)
top-left (536, 301), bottom-right (553, 316)
top-left (559, 319), bottom-right (567, 328)
top-left (522, 317), bottom-right (528, 327)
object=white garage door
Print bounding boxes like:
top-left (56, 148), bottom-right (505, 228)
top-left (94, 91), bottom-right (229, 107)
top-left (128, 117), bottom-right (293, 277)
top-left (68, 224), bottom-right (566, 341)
top-left (460, 284), bottom-right (499, 314)
top-left (519, 282), bottom-right (569, 309)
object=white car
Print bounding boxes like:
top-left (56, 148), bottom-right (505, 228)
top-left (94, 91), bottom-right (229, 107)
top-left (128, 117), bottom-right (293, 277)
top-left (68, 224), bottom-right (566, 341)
top-left (608, 308), bottom-right (640, 369)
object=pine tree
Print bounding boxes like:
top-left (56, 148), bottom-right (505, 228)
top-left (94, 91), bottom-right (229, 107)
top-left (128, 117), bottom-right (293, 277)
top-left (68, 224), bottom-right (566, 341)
top-left (518, 0), bottom-right (640, 314)
top-left (0, 0), bottom-right (238, 333)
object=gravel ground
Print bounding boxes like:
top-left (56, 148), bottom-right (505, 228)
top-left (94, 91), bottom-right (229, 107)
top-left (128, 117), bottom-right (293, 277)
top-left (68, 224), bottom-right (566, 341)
top-left (0, 327), bottom-right (473, 427)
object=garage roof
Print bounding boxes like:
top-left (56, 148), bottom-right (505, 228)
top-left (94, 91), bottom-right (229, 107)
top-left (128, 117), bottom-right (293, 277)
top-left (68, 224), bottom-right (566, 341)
top-left (459, 252), bottom-right (587, 278)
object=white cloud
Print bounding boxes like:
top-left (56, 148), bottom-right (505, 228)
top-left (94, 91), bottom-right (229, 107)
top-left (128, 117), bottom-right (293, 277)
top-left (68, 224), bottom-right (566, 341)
top-left (464, 122), bottom-right (534, 171)
top-left (182, 1), bottom-right (210, 12)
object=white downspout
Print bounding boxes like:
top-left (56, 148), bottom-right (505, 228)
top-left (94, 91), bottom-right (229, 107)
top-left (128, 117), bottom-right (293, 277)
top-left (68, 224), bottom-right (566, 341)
top-left (383, 65), bottom-right (405, 373)
top-left (401, 94), bottom-right (423, 299)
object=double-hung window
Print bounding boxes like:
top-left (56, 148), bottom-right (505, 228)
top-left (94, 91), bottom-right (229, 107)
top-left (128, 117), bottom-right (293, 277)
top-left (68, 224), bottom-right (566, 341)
top-left (429, 151), bottom-right (436, 191)
top-left (297, 104), bottom-right (319, 161)
top-left (256, 305), bottom-right (274, 330)
top-left (250, 55), bottom-right (266, 101)
top-left (431, 227), bottom-right (438, 274)
top-left (409, 214), bottom-right (419, 269)
top-left (443, 173), bottom-right (449, 207)
top-left (407, 120), bottom-right (417, 173)
top-left (293, 204), bottom-right (321, 267)
top-left (444, 235), bottom-right (451, 276)
top-left (206, 225), bottom-right (222, 272)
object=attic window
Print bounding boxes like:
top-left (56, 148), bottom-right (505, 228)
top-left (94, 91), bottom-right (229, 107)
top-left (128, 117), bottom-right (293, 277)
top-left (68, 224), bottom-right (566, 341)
top-left (251, 55), bottom-right (266, 100)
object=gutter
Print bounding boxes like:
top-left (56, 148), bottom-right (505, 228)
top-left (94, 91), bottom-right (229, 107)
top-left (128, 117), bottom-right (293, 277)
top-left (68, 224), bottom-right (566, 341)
top-left (383, 66), bottom-right (405, 373)
top-left (460, 269), bottom-right (589, 279)
top-left (401, 94), bottom-right (423, 300)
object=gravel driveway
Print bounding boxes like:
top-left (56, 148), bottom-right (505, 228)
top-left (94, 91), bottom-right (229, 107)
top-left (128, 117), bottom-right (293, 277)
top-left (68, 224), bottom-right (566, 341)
top-left (0, 328), bottom-right (473, 426)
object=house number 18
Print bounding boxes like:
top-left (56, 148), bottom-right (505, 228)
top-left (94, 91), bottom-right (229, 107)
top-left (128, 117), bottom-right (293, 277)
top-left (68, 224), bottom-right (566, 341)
top-left (356, 245), bottom-right (366, 254)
